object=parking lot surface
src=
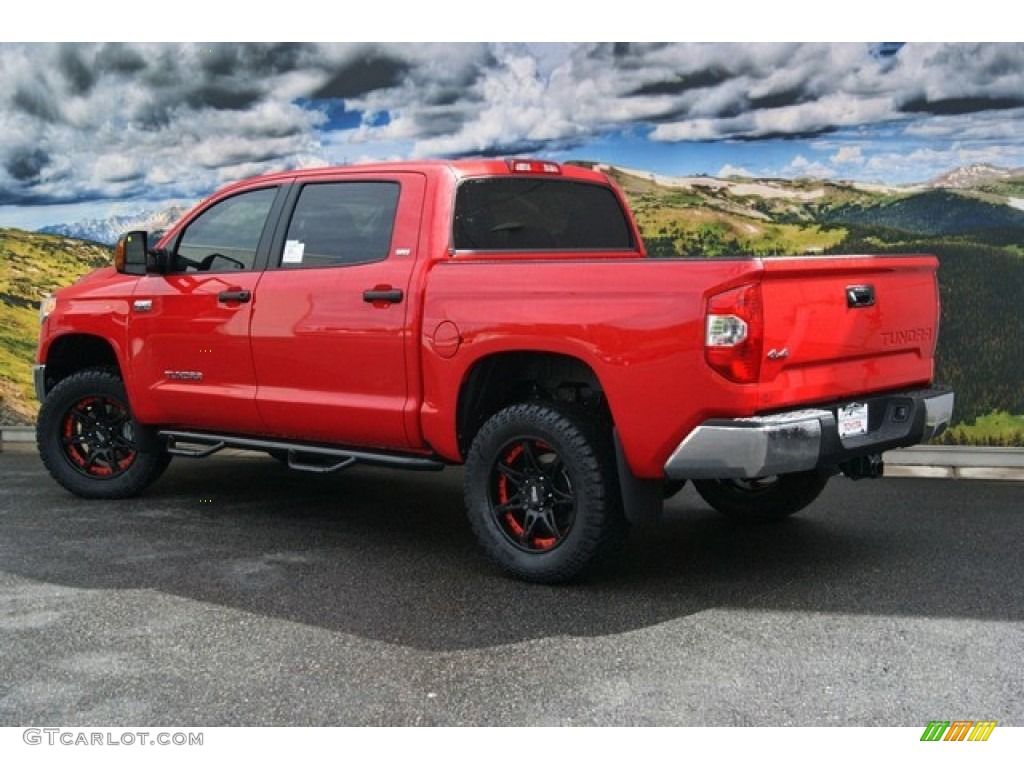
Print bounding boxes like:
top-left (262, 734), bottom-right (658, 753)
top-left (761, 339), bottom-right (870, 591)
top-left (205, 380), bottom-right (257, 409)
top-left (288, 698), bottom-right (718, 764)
top-left (1, 446), bottom-right (1022, 726)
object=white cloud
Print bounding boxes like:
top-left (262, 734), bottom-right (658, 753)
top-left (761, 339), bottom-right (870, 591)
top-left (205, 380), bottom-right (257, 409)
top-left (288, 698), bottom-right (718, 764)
top-left (785, 154), bottom-right (832, 178)
top-left (718, 164), bottom-right (754, 178)
top-left (831, 146), bottom-right (864, 165)
top-left (863, 142), bottom-right (1024, 182)
top-left (2, 41), bottom-right (1024, 213)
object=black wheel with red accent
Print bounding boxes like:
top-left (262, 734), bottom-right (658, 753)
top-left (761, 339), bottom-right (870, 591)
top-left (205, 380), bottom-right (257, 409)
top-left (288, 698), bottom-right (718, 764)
top-left (693, 470), bottom-right (830, 522)
top-left (37, 369), bottom-right (171, 499)
top-left (464, 402), bottom-right (627, 583)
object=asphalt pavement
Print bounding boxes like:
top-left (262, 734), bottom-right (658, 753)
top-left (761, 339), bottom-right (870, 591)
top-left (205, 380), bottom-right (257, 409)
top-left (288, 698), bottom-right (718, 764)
top-left (1, 445), bottom-right (1022, 726)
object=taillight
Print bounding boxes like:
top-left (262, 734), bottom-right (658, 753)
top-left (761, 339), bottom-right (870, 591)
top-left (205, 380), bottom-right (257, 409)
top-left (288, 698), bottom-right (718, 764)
top-left (705, 282), bottom-right (764, 383)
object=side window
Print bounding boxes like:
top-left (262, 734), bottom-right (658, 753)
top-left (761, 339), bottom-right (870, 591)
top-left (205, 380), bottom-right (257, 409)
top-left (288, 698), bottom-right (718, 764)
top-left (279, 182), bottom-right (400, 269)
top-left (172, 187), bottom-right (278, 272)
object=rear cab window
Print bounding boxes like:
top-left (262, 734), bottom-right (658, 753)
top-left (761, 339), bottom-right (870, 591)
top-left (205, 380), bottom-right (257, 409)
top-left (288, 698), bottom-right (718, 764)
top-left (453, 178), bottom-right (635, 252)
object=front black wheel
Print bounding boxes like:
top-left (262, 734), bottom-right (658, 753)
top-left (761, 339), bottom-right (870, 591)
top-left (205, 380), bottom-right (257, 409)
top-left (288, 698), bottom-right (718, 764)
top-left (693, 470), bottom-right (830, 522)
top-left (37, 369), bottom-right (171, 499)
top-left (464, 402), bottom-right (627, 583)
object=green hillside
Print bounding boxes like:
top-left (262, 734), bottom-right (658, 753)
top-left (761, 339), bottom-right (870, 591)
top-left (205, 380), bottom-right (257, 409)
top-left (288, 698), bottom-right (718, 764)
top-left (940, 412), bottom-right (1024, 447)
top-left (821, 190), bottom-right (1024, 237)
top-left (606, 166), bottom-right (851, 257)
top-left (0, 229), bottom-right (111, 424)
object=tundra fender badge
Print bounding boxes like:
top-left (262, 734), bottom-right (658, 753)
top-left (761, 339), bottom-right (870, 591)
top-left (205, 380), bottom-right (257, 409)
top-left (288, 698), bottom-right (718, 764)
top-left (164, 370), bottom-right (204, 381)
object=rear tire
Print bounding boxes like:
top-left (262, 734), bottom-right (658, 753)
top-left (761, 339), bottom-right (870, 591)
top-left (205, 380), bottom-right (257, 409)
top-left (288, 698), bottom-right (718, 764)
top-left (693, 470), bottom-right (830, 522)
top-left (464, 402), bottom-right (628, 583)
top-left (37, 369), bottom-right (171, 499)
top-left (662, 479), bottom-right (687, 500)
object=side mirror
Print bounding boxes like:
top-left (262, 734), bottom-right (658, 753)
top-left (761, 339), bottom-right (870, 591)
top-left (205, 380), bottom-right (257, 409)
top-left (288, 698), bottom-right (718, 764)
top-left (114, 231), bottom-right (149, 275)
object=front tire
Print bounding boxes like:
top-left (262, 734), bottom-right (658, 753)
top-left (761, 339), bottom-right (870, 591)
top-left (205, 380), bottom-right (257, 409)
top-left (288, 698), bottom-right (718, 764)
top-left (693, 470), bottom-right (830, 522)
top-left (37, 369), bottom-right (171, 499)
top-left (464, 402), bottom-right (628, 584)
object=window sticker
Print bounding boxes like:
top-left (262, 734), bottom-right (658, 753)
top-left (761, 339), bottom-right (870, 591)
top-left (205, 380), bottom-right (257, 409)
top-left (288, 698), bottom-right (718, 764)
top-left (282, 239), bottom-right (305, 264)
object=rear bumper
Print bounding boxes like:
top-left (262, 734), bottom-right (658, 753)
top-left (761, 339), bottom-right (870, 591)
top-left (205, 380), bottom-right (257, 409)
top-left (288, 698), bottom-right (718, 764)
top-left (664, 386), bottom-right (954, 480)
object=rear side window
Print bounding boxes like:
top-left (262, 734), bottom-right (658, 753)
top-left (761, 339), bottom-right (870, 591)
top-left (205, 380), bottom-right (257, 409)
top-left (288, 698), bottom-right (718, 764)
top-left (279, 182), bottom-right (400, 268)
top-left (453, 179), bottom-right (634, 251)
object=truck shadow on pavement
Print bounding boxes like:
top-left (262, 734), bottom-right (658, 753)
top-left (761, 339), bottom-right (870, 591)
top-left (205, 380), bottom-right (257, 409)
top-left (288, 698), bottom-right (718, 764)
top-left (3, 451), bottom-right (1022, 651)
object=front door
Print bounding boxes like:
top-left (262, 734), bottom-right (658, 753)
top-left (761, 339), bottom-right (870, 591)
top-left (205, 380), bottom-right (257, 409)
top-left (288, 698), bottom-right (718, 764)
top-left (126, 185), bottom-right (284, 432)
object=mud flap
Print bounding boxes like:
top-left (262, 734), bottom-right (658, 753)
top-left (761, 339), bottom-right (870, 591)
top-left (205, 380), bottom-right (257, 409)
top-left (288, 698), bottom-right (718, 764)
top-left (614, 429), bottom-right (663, 525)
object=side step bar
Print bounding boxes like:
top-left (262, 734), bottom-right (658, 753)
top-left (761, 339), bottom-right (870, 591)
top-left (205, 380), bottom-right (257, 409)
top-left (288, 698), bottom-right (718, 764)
top-left (159, 430), bottom-right (445, 474)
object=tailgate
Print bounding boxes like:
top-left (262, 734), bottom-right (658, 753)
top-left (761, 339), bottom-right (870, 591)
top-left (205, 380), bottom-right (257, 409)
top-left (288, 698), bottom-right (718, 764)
top-left (756, 255), bottom-right (940, 408)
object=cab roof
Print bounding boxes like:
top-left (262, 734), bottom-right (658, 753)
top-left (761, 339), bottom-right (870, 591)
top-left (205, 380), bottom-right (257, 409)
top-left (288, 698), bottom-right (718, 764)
top-left (215, 159), bottom-right (613, 195)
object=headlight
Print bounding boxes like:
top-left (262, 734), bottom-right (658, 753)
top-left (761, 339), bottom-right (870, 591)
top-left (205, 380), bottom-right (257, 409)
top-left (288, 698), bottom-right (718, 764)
top-left (39, 295), bottom-right (57, 324)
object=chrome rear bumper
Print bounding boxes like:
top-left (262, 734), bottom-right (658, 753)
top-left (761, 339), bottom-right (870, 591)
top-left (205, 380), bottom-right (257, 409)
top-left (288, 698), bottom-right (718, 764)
top-left (664, 387), bottom-right (954, 480)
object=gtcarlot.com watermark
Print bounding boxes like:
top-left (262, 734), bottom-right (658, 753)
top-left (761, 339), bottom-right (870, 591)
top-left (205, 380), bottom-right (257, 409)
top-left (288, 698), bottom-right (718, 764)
top-left (23, 728), bottom-right (203, 747)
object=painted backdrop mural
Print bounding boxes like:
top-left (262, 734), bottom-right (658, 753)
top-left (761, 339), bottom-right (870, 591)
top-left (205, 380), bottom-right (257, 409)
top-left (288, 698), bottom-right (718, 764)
top-left (1, 42), bottom-right (1022, 442)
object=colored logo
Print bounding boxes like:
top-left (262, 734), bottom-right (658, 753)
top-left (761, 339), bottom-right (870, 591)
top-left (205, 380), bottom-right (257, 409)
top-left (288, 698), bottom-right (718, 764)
top-left (921, 720), bottom-right (997, 742)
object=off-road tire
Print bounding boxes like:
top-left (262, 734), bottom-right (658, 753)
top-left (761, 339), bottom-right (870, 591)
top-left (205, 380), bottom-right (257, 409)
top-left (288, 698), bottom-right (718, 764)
top-left (37, 369), bottom-right (171, 499)
top-left (464, 402), bottom-right (628, 583)
top-left (693, 470), bottom-right (830, 522)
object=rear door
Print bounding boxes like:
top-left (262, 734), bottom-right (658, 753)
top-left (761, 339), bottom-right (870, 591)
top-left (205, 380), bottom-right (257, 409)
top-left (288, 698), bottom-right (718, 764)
top-left (126, 184), bottom-right (287, 431)
top-left (250, 172), bottom-right (426, 449)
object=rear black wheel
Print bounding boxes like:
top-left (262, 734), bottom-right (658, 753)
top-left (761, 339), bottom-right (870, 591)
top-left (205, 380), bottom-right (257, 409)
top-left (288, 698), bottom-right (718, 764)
top-left (464, 402), bottom-right (627, 583)
top-left (37, 369), bottom-right (170, 499)
top-left (693, 470), bottom-right (830, 522)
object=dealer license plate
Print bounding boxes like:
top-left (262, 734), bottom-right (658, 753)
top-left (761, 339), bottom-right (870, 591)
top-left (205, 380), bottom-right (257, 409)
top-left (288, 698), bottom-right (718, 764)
top-left (838, 402), bottom-right (869, 439)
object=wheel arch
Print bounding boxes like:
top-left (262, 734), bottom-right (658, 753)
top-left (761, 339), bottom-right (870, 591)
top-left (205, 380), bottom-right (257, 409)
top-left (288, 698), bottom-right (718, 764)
top-left (455, 351), bottom-right (608, 458)
top-left (40, 333), bottom-right (122, 398)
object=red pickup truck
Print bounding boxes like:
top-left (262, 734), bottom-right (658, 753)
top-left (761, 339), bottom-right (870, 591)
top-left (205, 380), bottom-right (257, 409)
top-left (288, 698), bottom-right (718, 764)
top-left (34, 159), bottom-right (954, 582)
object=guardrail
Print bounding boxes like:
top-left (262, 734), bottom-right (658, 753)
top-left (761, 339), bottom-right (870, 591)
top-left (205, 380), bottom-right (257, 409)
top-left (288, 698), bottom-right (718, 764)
top-left (884, 445), bottom-right (1024, 480)
top-left (2, 424), bottom-right (1022, 479)
top-left (1, 425), bottom-right (33, 447)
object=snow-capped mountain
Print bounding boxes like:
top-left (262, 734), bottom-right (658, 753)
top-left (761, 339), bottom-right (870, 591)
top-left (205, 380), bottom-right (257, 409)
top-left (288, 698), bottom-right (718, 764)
top-left (37, 206), bottom-right (191, 246)
top-left (927, 164), bottom-right (1019, 189)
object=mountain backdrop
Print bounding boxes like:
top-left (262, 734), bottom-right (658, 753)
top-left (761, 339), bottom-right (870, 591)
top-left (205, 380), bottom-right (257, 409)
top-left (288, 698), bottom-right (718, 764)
top-left (37, 206), bottom-right (191, 247)
top-left (2, 162), bottom-right (1022, 444)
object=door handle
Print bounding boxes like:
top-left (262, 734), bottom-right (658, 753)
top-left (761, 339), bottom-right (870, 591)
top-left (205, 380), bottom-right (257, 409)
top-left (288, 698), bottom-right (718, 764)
top-left (363, 288), bottom-right (404, 304)
top-left (218, 290), bottom-right (251, 303)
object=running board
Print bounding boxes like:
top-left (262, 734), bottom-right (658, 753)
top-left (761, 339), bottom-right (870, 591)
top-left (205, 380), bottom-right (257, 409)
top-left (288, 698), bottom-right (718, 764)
top-left (159, 430), bottom-right (445, 474)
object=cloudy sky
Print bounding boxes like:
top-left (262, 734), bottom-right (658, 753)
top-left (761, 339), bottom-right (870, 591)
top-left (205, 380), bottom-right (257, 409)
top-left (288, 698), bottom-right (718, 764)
top-left (2, 41), bottom-right (1023, 229)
